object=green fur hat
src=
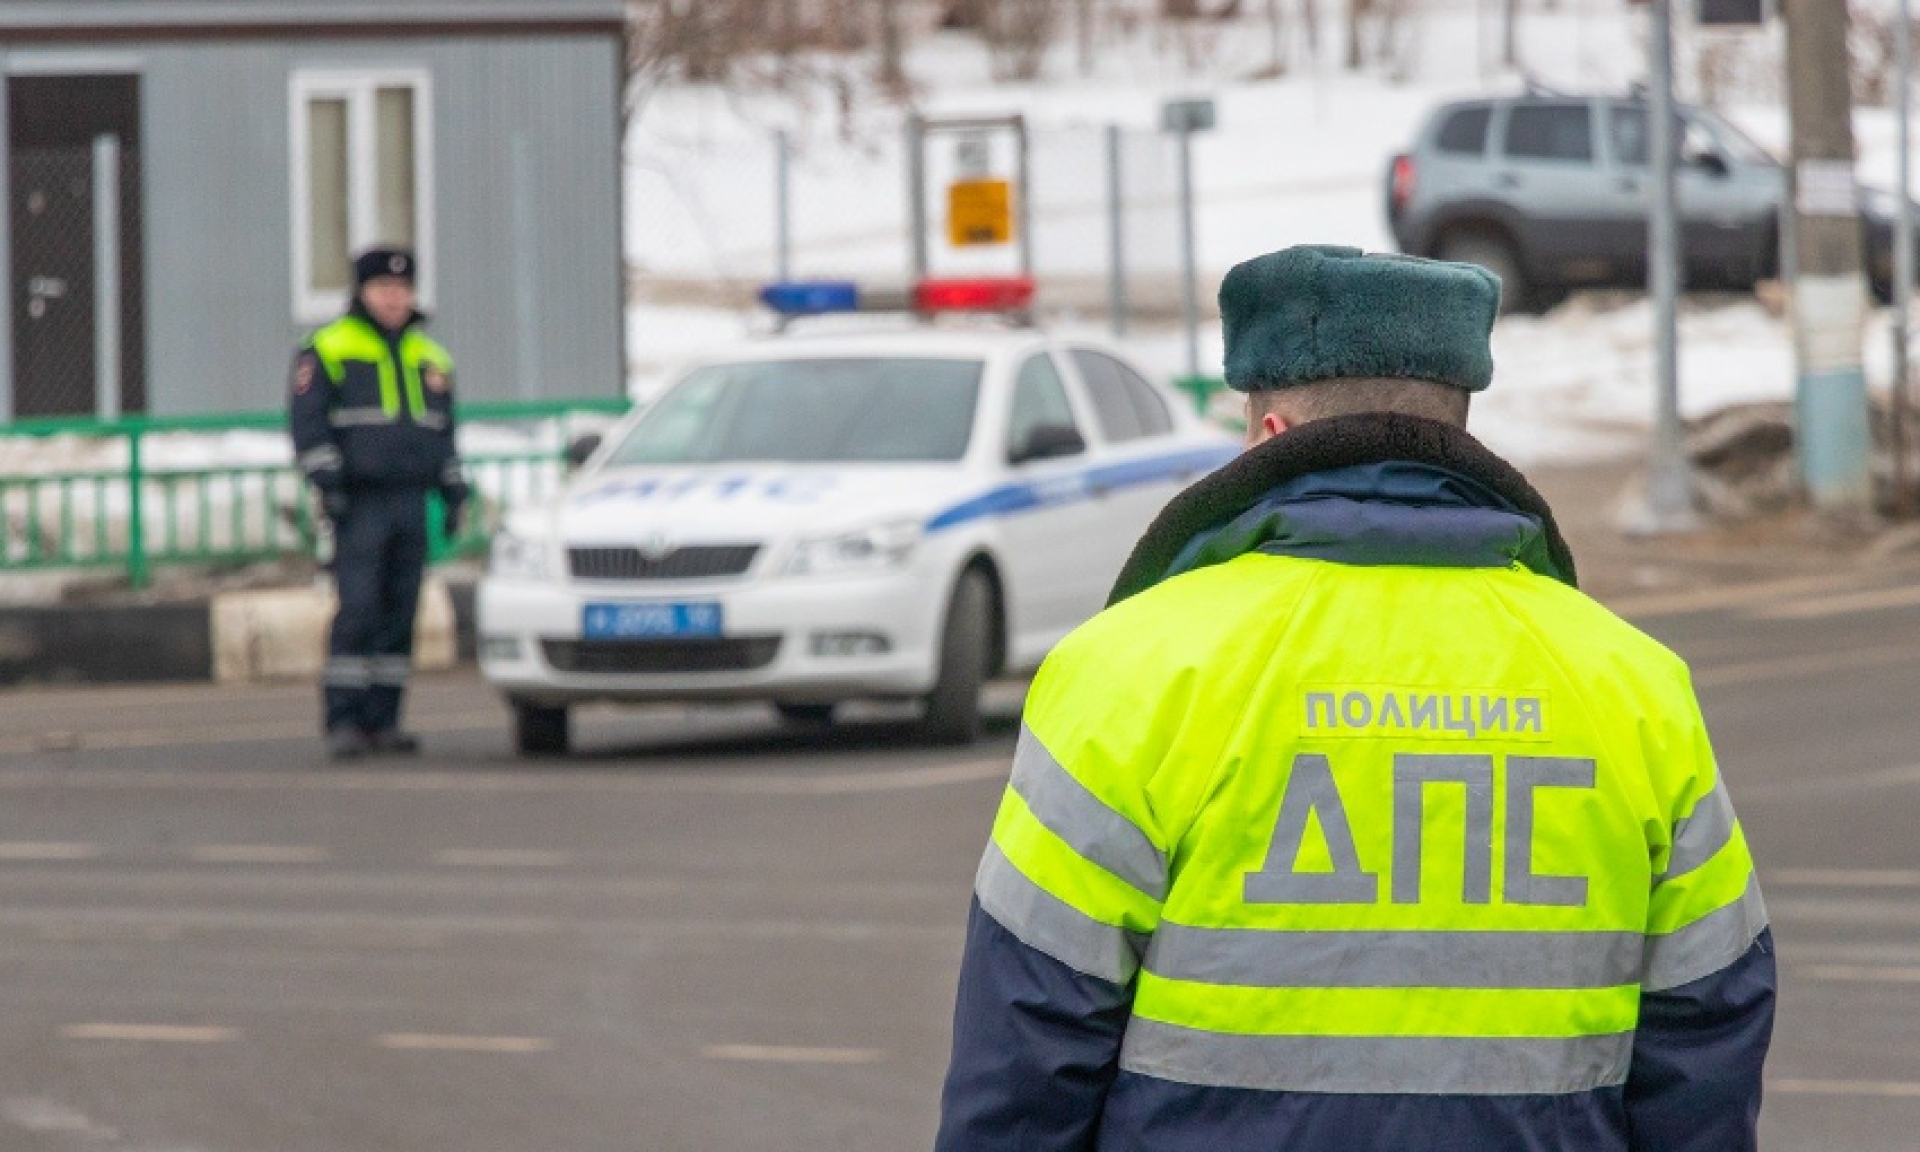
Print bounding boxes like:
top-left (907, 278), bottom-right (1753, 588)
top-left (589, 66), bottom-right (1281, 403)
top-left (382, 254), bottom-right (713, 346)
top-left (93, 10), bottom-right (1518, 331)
top-left (1219, 245), bottom-right (1501, 394)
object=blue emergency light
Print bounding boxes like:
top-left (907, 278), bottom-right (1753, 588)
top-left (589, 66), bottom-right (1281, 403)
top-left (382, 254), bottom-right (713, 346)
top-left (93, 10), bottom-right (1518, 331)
top-left (759, 277), bottom-right (1035, 319)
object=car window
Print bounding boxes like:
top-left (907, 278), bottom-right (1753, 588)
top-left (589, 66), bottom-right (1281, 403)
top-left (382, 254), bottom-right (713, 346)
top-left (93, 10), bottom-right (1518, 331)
top-left (1114, 359), bottom-right (1174, 438)
top-left (1435, 107), bottom-right (1492, 156)
top-left (606, 357), bottom-right (982, 465)
top-left (1007, 353), bottom-right (1080, 456)
top-left (1070, 350), bottom-right (1146, 442)
top-left (1610, 106), bottom-right (1731, 169)
top-left (1503, 103), bottom-right (1594, 164)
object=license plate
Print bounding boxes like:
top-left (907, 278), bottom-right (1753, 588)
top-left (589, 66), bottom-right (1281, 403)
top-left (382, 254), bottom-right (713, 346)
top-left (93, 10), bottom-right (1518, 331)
top-left (582, 602), bottom-right (723, 639)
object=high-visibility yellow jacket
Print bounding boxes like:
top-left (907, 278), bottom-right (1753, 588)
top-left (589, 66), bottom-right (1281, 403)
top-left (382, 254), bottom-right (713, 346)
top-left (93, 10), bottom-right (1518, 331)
top-left (937, 414), bottom-right (1772, 1152)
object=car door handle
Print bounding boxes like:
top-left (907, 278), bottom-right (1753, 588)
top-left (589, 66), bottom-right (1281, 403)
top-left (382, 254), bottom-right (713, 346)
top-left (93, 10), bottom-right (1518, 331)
top-left (1616, 178), bottom-right (1640, 194)
top-left (1496, 173), bottom-right (1522, 190)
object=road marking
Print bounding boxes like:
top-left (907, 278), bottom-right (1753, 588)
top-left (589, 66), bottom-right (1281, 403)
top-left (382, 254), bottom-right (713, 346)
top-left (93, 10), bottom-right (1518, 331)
top-left (1798, 965), bottom-right (1920, 984)
top-left (1771, 1078), bottom-right (1920, 1099)
top-left (1748, 583), bottom-right (1920, 621)
top-left (0, 711), bottom-right (504, 757)
top-left (186, 845), bottom-right (330, 865)
top-left (378, 1033), bottom-right (552, 1053)
top-left (0, 842), bottom-right (98, 861)
top-left (702, 1044), bottom-right (884, 1064)
top-left (1770, 868), bottom-right (1920, 888)
top-left (1690, 644), bottom-right (1920, 689)
top-left (431, 849), bottom-right (573, 868)
top-left (0, 757), bottom-right (1008, 797)
top-left (1607, 572), bottom-right (1883, 619)
top-left (59, 1024), bottom-right (238, 1043)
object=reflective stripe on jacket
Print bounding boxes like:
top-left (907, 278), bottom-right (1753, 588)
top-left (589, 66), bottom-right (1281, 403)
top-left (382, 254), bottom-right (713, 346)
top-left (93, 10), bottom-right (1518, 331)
top-left (936, 413), bottom-right (1773, 1152)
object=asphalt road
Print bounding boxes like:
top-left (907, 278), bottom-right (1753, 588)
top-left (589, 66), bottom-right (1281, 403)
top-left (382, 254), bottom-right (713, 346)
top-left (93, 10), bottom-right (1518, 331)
top-left (0, 562), bottom-right (1919, 1150)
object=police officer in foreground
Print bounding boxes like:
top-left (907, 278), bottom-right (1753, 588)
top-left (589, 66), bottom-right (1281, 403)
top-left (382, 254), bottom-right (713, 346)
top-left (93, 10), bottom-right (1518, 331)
top-left (291, 248), bottom-right (467, 760)
top-left (937, 246), bottom-right (1773, 1152)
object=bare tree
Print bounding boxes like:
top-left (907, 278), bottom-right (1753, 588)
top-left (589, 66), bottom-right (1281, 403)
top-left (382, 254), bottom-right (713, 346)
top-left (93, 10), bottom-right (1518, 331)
top-left (876, 0), bottom-right (909, 94)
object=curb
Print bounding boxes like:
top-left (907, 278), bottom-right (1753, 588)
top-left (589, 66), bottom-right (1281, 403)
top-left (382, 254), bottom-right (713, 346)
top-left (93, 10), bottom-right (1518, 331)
top-left (0, 579), bottom-right (480, 688)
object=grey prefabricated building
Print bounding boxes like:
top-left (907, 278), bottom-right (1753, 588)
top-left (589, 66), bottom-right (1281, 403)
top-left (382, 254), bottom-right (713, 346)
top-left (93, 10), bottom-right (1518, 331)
top-left (0, 0), bottom-right (627, 419)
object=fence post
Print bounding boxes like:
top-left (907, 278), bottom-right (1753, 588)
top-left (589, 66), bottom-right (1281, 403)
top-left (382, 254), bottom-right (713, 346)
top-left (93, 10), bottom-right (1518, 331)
top-left (126, 421), bottom-right (149, 589)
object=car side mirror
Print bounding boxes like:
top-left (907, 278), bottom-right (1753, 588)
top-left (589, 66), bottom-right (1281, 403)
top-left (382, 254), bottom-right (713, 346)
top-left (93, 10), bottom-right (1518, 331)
top-left (565, 432), bottom-right (603, 471)
top-left (1010, 424), bottom-right (1086, 466)
top-left (1689, 148), bottom-right (1730, 179)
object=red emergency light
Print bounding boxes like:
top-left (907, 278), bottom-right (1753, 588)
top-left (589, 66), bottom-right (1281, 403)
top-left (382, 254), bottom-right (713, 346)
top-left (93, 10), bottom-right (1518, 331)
top-left (913, 276), bottom-right (1037, 314)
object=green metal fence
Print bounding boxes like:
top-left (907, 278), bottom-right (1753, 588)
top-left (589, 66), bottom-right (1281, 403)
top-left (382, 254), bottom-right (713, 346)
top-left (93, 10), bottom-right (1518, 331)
top-left (0, 400), bottom-right (630, 589)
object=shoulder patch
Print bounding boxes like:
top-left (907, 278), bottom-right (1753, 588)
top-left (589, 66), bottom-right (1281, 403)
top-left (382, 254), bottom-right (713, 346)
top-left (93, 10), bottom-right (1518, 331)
top-left (292, 356), bottom-right (316, 396)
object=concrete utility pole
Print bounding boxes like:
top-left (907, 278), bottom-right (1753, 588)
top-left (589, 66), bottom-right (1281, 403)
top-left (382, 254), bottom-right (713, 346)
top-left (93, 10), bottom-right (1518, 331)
top-left (1895, 0), bottom-right (1916, 516)
top-left (1784, 0), bottom-right (1874, 513)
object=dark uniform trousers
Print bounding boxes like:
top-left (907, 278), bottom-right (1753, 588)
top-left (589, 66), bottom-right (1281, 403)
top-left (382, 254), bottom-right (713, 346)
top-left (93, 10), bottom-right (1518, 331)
top-left (324, 487), bottom-right (429, 735)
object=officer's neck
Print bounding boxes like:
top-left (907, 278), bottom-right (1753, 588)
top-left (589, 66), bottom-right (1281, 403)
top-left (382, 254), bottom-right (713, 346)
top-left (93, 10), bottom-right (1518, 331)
top-left (349, 297), bottom-right (416, 339)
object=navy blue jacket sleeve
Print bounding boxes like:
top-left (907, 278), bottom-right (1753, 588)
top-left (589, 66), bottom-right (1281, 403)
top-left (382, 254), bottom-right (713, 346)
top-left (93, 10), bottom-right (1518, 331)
top-left (935, 898), bottom-right (1134, 1152)
top-left (1625, 929), bottom-right (1776, 1152)
top-left (288, 348), bottom-right (343, 490)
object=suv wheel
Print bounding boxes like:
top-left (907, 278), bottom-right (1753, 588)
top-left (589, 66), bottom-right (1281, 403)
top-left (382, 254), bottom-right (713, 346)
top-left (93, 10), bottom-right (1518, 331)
top-left (512, 700), bottom-right (570, 757)
top-left (919, 570), bottom-right (993, 745)
top-left (1437, 228), bottom-right (1533, 314)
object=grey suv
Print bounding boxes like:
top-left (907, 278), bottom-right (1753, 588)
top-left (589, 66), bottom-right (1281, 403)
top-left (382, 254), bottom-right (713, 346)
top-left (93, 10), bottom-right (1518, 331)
top-left (1386, 93), bottom-right (1902, 311)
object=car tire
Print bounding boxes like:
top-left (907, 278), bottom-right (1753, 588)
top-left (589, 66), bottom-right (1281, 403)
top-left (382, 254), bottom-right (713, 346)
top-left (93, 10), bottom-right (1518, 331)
top-left (920, 570), bottom-right (992, 746)
top-left (1436, 228), bottom-right (1534, 314)
top-left (775, 702), bottom-right (837, 726)
top-left (512, 700), bottom-right (570, 757)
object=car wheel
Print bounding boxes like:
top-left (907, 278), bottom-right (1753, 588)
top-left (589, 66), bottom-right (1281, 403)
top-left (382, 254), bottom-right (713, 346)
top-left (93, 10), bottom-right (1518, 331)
top-left (775, 702), bottom-right (837, 726)
top-left (512, 700), bottom-right (570, 757)
top-left (920, 570), bottom-right (993, 746)
top-left (1436, 228), bottom-right (1533, 314)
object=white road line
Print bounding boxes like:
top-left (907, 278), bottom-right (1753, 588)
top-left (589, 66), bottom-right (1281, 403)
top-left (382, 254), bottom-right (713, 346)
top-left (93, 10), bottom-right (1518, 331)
top-left (59, 1024), bottom-right (238, 1043)
top-left (0, 758), bottom-right (1008, 797)
top-left (186, 845), bottom-right (331, 865)
top-left (377, 1033), bottom-right (552, 1053)
top-left (1798, 965), bottom-right (1920, 984)
top-left (1690, 644), bottom-right (1920, 689)
top-left (0, 842), bottom-right (99, 861)
top-left (1770, 1078), bottom-right (1920, 1099)
top-left (1607, 572), bottom-right (1883, 619)
top-left (1769, 868), bottom-right (1920, 888)
top-left (431, 849), bottom-right (573, 868)
top-left (702, 1044), bottom-right (884, 1064)
top-left (1748, 583), bottom-right (1920, 621)
top-left (0, 711), bottom-right (504, 757)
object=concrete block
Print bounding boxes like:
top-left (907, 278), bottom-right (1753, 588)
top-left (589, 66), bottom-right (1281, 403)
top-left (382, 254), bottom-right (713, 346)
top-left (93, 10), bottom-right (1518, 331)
top-left (211, 579), bottom-right (457, 684)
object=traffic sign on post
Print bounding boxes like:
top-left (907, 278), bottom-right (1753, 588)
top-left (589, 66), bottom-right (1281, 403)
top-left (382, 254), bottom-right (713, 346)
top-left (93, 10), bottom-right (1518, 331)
top-left (948, 179), bottom-right (1014, 247)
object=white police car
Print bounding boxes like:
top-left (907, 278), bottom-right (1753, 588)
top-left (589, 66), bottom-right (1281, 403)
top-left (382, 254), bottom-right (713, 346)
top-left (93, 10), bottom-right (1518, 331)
top-left (478, 286), bottom-right (1236, 754)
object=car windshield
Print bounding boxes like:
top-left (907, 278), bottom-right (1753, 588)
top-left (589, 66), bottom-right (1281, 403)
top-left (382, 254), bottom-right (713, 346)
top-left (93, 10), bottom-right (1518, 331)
top-left (605, 357), bottom-right (983, 465)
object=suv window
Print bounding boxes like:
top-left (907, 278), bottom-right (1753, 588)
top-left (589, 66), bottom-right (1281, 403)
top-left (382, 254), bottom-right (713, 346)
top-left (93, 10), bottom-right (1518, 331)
top-left (1610, 106), bottom-right (1725, 169)
top-left (1435, 107), bottom-right (1492, 156)
top-left (1072, 350), bottom-right (1171, 442)
top-left (1503, 103), bottom-right (1594, 163)
top-left (1008, 353), bottom-right (1081, 457)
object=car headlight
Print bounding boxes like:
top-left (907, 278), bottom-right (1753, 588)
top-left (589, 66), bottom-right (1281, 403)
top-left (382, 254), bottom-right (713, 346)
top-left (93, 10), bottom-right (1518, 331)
top-left (489, 529), bottom-right (553, 581)
top-left (783, 520), bottom-right (922, 578)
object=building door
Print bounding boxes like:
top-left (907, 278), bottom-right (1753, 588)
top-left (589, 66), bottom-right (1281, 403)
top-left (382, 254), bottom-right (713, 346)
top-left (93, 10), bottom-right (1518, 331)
top-left (7, 74), bottom-right (144, 419)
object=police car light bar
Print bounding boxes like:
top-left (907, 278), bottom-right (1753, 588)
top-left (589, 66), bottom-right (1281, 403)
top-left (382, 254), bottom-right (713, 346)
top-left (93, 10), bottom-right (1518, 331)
top-left (759, 277), bottom-right (1036, 319)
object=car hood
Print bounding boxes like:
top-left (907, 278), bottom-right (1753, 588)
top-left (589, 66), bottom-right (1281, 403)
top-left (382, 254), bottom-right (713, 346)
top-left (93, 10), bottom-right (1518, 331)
top-left (546, 463), bottom-right (988, 545)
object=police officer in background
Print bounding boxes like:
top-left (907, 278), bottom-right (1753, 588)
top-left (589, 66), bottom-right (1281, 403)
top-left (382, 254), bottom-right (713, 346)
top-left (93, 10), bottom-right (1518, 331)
top-left (937, 246), bottom-right (1773, 1152)
top-left (290, 248), bottom-right (467, 760)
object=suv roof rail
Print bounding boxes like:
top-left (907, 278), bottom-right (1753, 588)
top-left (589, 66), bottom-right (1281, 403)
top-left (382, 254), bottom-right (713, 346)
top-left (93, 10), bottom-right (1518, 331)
top-left (1521, 74), bottom-right (1567, 97)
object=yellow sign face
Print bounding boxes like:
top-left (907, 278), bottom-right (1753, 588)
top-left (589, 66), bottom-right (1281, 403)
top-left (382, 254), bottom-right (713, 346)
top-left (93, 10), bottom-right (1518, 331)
top-left (948, 179), bottom-right (1014, 247)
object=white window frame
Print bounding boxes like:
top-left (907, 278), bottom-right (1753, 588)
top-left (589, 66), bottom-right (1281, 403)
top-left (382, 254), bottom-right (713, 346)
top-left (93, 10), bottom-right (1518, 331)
top-left (289, 68), bottom-right (436, 324)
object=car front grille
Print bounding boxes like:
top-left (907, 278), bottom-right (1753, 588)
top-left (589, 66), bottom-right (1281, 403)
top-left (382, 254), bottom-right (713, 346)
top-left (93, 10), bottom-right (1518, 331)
top-left (541, 637), bottom-right (781, 675)
top-left (568, 544), bottom-right (759, 582)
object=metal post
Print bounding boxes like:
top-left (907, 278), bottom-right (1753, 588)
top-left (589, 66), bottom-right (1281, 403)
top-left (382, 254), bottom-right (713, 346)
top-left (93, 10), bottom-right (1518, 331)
top-left (1106, 124), bottom-right (1128, 338)
top-left (1895, 0), bottom-right (1915, 516)
top-left (774, 127), bottom-right (793, 283)
top-left (1633, 0), bottom-right (1700, 533)
top-left (510, 133), bottom-right (539, 402)
top-left (0, 70), bottom-right (13, 422)
top-left (1014, 115), bottom-right (1035, 281)
top-left (1177, 122), bottom-right (1200, 379)
top-left (126, 422), bottom-right (147, 589)
top-left (92, 133), bottom-right (122, 422)
top-left (907, 115), bottom-right (929, 281)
